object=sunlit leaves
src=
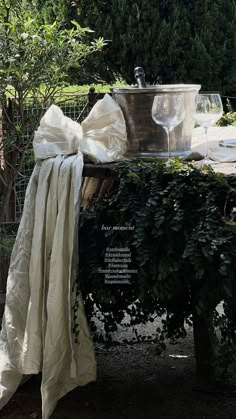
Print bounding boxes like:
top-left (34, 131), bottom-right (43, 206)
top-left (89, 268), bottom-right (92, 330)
top-left (0, 1), bottom-right (105, 98)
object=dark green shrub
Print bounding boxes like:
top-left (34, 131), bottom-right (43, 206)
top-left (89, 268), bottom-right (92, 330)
top-left (78, 159), bottom-right (236, 375)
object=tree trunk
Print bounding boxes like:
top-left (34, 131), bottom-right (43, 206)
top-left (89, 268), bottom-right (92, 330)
top-left (0, 257), bottom-right (9, 323)
top-left (0, 170), bottom-right (15, 222)
top-left (192, 308), bottom-right (217, 381)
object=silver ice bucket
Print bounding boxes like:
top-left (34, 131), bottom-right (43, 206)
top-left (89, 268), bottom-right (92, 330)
top-left (112, 84), bottom-right (201, 158)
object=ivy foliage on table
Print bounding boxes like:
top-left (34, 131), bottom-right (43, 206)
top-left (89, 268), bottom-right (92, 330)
top-left (77, 159), bottom-right (236, 371)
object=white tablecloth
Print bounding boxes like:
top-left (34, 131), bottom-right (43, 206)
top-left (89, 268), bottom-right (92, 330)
top-left (192, 126), bottom-right (236, 160)
top-left (190, 126), bottom-right (236, 175)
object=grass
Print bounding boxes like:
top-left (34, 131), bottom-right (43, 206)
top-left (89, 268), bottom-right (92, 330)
top-left (5, 81), bottom-right (127, 98)
top-left (59, 81), bottom-right (126, 94)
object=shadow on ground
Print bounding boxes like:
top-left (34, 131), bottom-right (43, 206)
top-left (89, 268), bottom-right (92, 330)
top-left (1, 335), bottom-right (236, 419)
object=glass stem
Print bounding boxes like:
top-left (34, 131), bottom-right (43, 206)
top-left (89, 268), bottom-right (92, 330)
top-left (165, 128), bottom-right (171, 159)
top-left (204, 126), bottom-right (208, 159)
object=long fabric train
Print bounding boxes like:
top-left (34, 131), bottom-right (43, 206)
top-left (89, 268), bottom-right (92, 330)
top-left (0, 154), bottom-right (96, 418)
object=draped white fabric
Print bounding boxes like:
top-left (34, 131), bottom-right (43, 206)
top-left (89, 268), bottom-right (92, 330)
top-left (0, 154), bottom-right (96, 419)
top-left (0, 95), bottom-right (127, 418)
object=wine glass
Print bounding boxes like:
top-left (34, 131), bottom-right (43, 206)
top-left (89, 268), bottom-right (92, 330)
top-left (152, 94), bottom-right (185, 159)
top-left (192, 93), bottom-right (223, 164)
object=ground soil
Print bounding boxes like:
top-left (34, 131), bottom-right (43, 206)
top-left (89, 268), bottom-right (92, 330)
top-left (1, 330), bottom-right (236, 419)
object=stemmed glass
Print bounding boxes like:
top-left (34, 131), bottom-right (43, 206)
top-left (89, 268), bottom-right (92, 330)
top-left (152, 94), bottom-right (186, 159)
top-left (192, 93), bottom-right (223, 164)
